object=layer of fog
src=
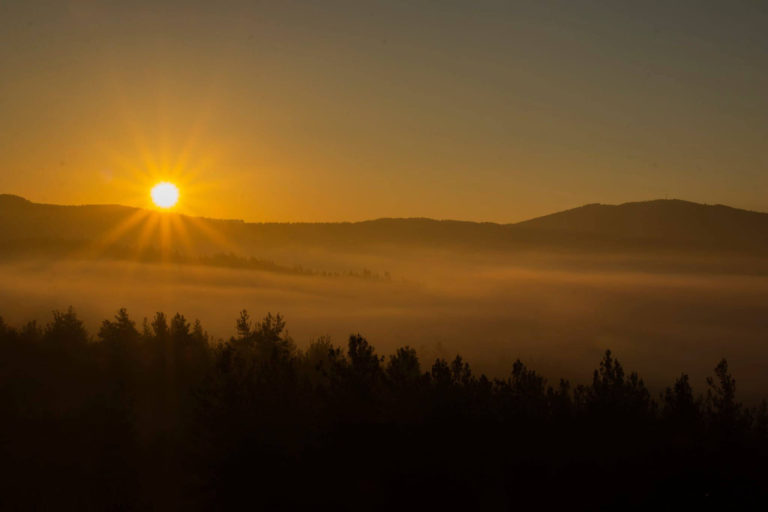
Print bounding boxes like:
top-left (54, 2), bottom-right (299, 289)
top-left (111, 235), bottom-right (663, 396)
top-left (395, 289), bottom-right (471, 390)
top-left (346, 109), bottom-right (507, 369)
top-left (2, 251), bottom-right (768, 399)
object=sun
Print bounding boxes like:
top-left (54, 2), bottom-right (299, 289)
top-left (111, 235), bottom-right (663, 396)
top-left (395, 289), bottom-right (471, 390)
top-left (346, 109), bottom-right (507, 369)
top-left (150, 182), bottom-right (180, 209)
top-left (151, 182), bottom-right (179, 208)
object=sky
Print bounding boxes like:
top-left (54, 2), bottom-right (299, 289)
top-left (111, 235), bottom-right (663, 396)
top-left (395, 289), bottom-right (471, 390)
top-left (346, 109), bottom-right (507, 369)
top-left (1, 0), bottom-right (767, 222)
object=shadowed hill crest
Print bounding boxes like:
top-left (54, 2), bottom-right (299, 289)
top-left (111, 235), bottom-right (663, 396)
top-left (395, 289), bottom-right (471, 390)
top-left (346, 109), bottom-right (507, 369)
top-left (2, 194), bottom-right (768, 255)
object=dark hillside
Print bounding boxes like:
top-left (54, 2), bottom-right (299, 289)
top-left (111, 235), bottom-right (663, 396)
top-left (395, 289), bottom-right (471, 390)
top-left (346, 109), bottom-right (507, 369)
top-left (516, 199), bottom-right (768, 250)
top-left (3, 195), bottom-right (768, 257)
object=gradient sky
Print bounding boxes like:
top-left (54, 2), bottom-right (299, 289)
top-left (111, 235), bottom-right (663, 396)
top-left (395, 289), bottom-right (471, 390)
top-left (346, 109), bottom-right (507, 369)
top-left (1, 0), bottom-right (767, 222)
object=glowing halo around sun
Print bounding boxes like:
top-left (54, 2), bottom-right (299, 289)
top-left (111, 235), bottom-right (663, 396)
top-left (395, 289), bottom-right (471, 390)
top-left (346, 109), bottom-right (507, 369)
top-left (150, 182), bottom-right (180, 209)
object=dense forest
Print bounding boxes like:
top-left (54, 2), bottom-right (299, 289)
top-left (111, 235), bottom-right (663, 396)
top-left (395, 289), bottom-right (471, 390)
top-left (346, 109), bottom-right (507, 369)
top-left (1, 308), bottom-right (766, 510)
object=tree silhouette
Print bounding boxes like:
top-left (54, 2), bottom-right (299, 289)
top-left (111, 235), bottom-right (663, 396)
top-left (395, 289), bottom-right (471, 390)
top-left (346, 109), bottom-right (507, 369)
top-left (99, 307), bottom-right (140, 350)
top-left (0, 309), bottom-right (766, 509)
top-left (706, 359), bottom-right (744, 437)
top-left (663, 373), bottom-right (700, 427)
top-left (576, 349), bottom-right (653, 419)
top-left (386, 346), bottom-right (421, 387)
top-left (44, 307), bottom-right (88, 347)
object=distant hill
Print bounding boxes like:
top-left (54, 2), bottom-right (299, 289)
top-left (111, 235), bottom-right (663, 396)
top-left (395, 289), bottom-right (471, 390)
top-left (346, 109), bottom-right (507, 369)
top-left (516, 199), bottom-right (768, 249)
top-left (2, 194), bottom-right (768, 258)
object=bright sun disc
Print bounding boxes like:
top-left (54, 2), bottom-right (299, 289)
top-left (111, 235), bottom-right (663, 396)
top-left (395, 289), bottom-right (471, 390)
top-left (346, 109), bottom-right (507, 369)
top-left (150, 182), bottom-right (179, 208)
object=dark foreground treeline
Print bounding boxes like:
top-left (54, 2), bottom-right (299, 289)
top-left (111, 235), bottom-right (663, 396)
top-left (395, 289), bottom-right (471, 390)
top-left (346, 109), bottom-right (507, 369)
top-left (1, 309), bottom-right (767, 510)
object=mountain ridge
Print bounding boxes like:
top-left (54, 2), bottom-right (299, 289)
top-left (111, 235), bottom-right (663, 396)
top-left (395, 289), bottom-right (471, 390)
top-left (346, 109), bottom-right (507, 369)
top-left (2, 194), bottom-right (768, 255)
top-left (5, 193), bottom-right (767, 225)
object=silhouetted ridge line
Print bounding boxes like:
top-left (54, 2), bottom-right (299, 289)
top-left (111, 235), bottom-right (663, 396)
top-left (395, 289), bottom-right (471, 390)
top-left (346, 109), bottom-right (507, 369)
top-left (3, 195), bottom-right (768, 254)
top-left (0, 193), bottom-right (31, 204)
top-left (515, 199), bottom-right (768, 246)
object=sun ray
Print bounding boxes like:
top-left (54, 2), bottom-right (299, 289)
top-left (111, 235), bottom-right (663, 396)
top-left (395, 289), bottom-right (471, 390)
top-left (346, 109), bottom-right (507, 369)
top-left (79, 208), bottom-right (152, 259)
top-left (87, 85), bottom-right (242, 266)
top-left (184, 214), bottom-right (241, 256)
top-left (169, 214), bottom-right (194, 259)
top-left (159, 213), bottom-right (174, 263)
top-left (134, 212), bottom-right (161, 261)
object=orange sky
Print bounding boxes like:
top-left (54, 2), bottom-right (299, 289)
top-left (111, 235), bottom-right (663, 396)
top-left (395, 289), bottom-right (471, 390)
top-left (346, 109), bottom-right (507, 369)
top-left (1, 1), bottom-right (767, 222)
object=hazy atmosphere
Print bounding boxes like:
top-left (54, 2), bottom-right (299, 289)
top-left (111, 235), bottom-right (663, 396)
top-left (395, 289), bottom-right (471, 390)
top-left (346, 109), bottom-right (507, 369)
top-left (3, 195), bottom-right (768, 398)
top-left (2, 1), bottom-right (768, 221)
top-left (2, 1), bottom-right (768, 509)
